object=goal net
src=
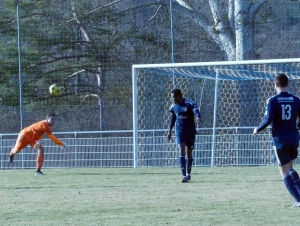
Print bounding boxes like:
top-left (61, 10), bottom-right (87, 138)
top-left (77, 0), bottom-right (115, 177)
top-left (132, 59), bottom-right (300, 168)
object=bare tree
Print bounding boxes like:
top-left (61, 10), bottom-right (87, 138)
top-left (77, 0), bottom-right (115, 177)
top-left (122, 0), bottom-right (270, 61)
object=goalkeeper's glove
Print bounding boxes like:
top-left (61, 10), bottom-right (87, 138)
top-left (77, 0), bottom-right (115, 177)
top-left (33, 140), bottom-right (42, 150)
top-left (61, 143), bottom-right (67, 151)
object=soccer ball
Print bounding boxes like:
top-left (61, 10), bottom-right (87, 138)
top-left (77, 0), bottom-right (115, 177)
top-left (49, 84), bottom-right (61, 96)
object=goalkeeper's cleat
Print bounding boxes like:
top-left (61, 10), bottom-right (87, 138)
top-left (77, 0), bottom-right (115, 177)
top-left (186, 174), bottom-right (191, 181)
top-left (35, 171), bottom-right (45, 176)
top-left (181, 176), bottom-right (189, 183)
top-left (290, 202), bottom-right (300, 207)
top-left (9, 154), bottom-right (14, 164)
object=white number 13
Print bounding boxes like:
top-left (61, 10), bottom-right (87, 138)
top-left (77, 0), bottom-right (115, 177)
top-left (281, 104), bottom-right (291, 120)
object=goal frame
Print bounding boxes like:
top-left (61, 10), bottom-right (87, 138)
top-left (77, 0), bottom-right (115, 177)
top-left (132, 58), bottom-right (300, 168)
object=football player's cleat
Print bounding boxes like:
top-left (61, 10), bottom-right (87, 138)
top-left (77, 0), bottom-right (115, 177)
top-left (9, 154), bottom-right (14, 164)
top-left (35, 171), bottom-right (45, 176)
top-left (186, 174), bottom-right (191, 181)
top-left (291, 202), bottom-right (300, 207)
top-left (181, 176), bottom-right (188, 183)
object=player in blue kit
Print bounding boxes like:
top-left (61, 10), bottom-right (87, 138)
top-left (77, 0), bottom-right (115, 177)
top-left (253, 73), bottom-right (300, 207)
top-left (167, 88), bottom-right (201, 183)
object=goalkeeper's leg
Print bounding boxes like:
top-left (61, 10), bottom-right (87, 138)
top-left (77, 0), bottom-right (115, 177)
top-left (35, 145), bottom-right (45, 176)
top-left (9, 132), bottom-right (29, 163)
top-left (9, 148), bottom-right (17, 163)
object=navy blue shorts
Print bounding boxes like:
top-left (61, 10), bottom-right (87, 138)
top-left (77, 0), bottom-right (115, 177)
top-left (175, 133), bottom-right (195, 149)
top-left (273, 145), bottom-right (298, 166)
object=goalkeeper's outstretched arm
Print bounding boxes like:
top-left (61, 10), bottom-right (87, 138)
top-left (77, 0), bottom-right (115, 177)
top-left (47, 134), bottom-right (67, 150)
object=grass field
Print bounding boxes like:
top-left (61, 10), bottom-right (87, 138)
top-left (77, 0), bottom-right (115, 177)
top-left (1, 166), bottom-right (300, 226)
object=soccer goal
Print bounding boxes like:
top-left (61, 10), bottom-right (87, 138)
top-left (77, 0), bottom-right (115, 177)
top-left (132, 59), bottom-right (300, 168)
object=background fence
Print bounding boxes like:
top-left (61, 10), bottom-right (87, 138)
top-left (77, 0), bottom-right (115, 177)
top-left (2, 128), bottom-right (297, 169)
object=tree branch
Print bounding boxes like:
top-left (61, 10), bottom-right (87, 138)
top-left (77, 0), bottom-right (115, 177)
top-left (175, 0), bottom-right (193, 10)
top-left (23, 55), bottom-right (91, 70)
top-left (250, 0), bottom-right (270, 17)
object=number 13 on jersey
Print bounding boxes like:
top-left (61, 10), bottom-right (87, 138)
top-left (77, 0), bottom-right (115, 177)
top-left (281, 104), bottom-right (291, 120)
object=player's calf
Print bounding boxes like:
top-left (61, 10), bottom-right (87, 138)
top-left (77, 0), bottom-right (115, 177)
top-left (289, 168), bottom-right (300, 194)
top-left (283, 174), bottom-right (300, 202)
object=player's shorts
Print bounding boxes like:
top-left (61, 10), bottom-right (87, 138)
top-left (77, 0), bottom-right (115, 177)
top-left (273, 145), bottom-right (298, 166)
top-left (14, 131), bottom-right (42, 151)
top-left (175, 133), bottom-right (195, 149)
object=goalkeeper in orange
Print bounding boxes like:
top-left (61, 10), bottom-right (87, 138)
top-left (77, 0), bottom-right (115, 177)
top-left (9, 113), bottom-right (67, 176)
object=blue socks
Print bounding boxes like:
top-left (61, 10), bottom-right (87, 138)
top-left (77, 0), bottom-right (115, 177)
top-left (179, 157), bottom-right (193, 176)
top-left (289, 168), bottom-right (300, 194)
top-left (187, 158), bottom-right (193, 175)
top-left (179, 156), bottom-right (186, 177)
top-left (283, 174), bottom-right (300, 202)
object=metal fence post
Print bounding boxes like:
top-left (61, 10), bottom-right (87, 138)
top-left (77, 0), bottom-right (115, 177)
top-left (0, 134), bottom-right (2, 169)
top-left (235, 128), bottom-right (239, 166)
top-left (75, 132), bottom-right (78, 167)
top-left (211, 69), bottom-right (219, 167)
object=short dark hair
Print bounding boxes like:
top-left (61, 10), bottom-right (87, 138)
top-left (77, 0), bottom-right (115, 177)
top-left (171, 88), bottom-right (182, 97)
top-left (274, 73), bottom-right (288, 87)
top-left (46, 113), bottom-right (56, 119)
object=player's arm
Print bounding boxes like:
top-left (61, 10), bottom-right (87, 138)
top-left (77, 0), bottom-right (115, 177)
top-left (167, 110), bottom-right (176, 140)
top-left (191, 101), bottom-right (201, 122)
top-left (297, 101), bottom-right (300, 129)
top-left (297, 113), bottom-right (300, 130)
top-left (47, 134), bottom-right (65, 146)
top-left (253, 98), bottom-right (274, 135)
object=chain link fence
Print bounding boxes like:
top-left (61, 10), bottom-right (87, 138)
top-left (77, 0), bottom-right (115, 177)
top-left (1, 1), bottom-right (300, 168)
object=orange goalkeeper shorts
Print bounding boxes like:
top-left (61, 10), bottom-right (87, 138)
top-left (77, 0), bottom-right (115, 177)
top-left (14, 131), bottom-right (42, 152)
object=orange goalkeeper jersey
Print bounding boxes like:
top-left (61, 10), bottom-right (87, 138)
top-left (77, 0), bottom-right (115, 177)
top-left (23, 120), bottom-right (63, 146)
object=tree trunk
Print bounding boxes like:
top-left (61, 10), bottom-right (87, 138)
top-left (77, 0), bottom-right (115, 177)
top-left (235, 0), bottom-right (254, 60)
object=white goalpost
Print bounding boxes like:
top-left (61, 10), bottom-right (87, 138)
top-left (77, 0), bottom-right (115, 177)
top-left (132, 58), bottom-right (300, 168)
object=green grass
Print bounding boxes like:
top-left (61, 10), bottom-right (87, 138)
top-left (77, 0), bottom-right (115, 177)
top-left (1, 166), bottom-right (300, 226)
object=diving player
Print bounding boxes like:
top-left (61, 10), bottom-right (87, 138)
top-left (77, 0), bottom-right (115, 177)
top-left (9, 113), bottom-right (67, 176)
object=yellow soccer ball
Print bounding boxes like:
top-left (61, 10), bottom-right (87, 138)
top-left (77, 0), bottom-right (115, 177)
top-left (49, 84), bottom-right (61, 96)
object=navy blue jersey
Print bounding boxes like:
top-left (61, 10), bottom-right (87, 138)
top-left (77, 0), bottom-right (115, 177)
top-left (256, 92), bottom-right (300, 146)
top-left (169, 98), bottom-right (201, 135)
